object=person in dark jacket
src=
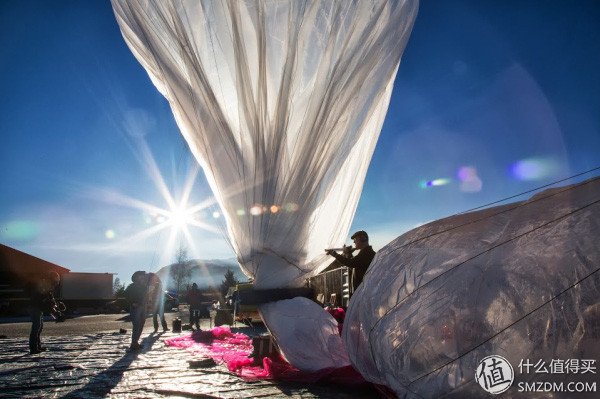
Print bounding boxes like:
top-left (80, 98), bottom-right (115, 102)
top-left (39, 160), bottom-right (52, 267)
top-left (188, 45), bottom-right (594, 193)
top-left (26, 270), bottom-right (60, 354)
top-left (326, 230), bottom-right (376, 292)
top-left (124, 271), bottom-right (148, 350)
top-left (186, 283), bottom-right (205, 331)
top-left (147, 273), bottom-right (169, 333)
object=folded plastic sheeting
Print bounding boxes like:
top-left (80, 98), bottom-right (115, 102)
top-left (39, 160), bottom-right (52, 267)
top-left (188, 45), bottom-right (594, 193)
top-left (259, 297), bottom-right (350, 371)
top-left (344, 177), bottom-right (600, 398)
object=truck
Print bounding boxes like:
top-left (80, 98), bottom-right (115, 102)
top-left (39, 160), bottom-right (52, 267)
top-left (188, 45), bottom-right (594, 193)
top-left (58, 272), bottom-right (115, 314)
top-left (1, 271), bottom-right (116, 316)
top-left (0, 244), bottom-right (116, 315)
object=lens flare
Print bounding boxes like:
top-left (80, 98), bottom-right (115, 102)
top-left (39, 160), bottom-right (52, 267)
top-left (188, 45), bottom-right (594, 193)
top-left (457, 166), bottom-right (482, 192)
top-left (510, 158), bottom-right (558, 181)
top-left (1, 220), bottom-right (39, 241)
top-left (249, 204), bottom-right (263, 216)
top-left (420, 178), bottom-right (451, 189)
top-left (105, 229), bottom-right (116, 239)
top-left (284, 203), bottom-right (299, 212)
top-left (457, 167), bottom-right (475, 182)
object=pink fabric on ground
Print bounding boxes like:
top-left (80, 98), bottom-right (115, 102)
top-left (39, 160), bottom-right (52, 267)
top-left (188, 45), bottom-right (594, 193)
top-left (325, 307), bottom-right (345, 335)
top-left (326, 307), bottom-right (346, 324)
top-left (164, 327), bottom-right (366, 384)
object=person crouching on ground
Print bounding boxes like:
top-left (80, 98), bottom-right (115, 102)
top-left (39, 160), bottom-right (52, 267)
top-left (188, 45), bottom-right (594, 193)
top-left (26, 270), bottom-right (60, 354)
top-left (125, 271), bottom-right (148, 350)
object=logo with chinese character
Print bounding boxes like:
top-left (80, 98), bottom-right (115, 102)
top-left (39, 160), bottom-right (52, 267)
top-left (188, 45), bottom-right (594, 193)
top-left (476, 355), bottom-right (515, 394)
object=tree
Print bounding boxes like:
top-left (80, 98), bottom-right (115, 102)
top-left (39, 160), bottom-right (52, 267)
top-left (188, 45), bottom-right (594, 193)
top-left (170, 245), bottom-right (192, 294)
top-left (220, 268), bottom-right (238, 297)
top-left (113, 277), bottom-right (125, 298)
top-left (206, 285), bottom-right (216, 294)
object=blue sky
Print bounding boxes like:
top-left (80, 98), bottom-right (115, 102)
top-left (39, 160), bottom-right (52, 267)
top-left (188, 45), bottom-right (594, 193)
top-left (1, 1), bottom-right (599, 284)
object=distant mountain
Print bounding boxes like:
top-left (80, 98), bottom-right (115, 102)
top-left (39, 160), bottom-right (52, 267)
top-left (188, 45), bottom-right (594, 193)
top-left (156, 258), bottom-right (247, 291)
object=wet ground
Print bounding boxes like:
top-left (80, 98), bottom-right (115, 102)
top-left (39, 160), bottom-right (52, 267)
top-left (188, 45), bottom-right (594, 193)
top-left (0, 309), bottom-right (380, 398)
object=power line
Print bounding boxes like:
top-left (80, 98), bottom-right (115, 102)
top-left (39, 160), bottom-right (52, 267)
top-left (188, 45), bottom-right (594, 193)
top-left (369, 195), bottom-right (600, 340)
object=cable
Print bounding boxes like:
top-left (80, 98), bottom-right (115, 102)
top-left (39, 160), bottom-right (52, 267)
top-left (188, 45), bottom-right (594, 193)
top-left (382, 175), bottom-right (600, 263)
top-left (361, 170), bottom-right (600, 393)
top-left (457, 165), bottom-right (600, 215)
top-left (375, 196), bottom-right (600, 333)
top-left (368, 197), bottom-right (600, 372)
top-left (411, 264), bottom-right (600, 386)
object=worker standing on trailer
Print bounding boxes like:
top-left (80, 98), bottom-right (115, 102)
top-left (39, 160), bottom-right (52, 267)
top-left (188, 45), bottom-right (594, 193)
top-left (326, 230), bottom-right (376, 291)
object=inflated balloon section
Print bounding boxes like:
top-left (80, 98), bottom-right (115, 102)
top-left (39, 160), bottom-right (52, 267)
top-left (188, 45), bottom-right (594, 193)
top-left (344, 177), bottom-right (600, 397)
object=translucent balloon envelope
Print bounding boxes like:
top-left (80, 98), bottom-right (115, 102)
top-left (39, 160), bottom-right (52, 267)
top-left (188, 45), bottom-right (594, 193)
top-left (112, 0), bottom-right (418, 370)
top-left (344, 178), bottom-right (600, 396)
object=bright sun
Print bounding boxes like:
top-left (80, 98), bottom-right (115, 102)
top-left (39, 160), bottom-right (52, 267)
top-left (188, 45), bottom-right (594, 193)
top-left (169, 205), bottom-right (190, 229)
top-left (92, 134), bottom-right (224, 268)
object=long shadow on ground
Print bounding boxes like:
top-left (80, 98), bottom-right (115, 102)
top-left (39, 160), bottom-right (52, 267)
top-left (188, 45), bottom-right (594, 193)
top-left (61, 333), bottom-right (162, 398)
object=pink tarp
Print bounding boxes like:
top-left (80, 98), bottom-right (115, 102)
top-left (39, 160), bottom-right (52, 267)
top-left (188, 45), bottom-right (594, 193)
top-left (164, 326), bottom-right (365, 384)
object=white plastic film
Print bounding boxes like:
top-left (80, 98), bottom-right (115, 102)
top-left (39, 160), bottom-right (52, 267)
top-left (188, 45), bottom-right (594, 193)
top-left (111, 0), bottom-right (417, 371)
top-left (344, 178), bottom-right (600, 397)
top-left (258, 297), bottom-right (350, 371)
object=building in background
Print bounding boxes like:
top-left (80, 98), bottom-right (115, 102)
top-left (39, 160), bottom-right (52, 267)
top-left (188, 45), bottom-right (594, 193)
top-left (0, 244), bottom-right (114, 315)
